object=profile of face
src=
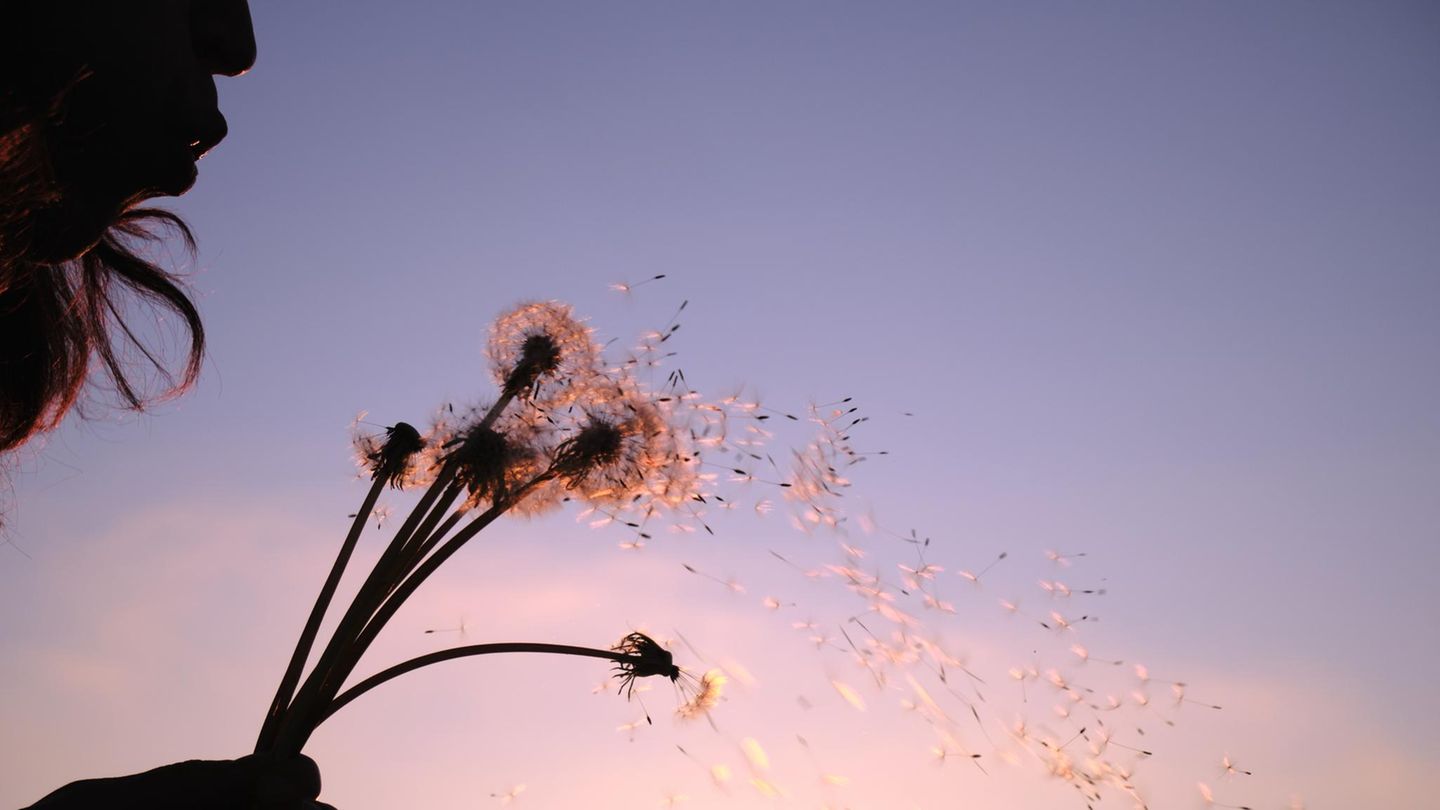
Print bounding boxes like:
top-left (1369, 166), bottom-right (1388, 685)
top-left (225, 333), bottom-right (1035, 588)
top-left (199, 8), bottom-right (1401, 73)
top-left (13, 0), bottom-right (256, 261)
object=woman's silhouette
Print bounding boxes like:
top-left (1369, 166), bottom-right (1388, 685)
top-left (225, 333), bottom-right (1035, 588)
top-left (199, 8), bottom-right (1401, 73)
top-left (2, 2), bottom-right (334, 807)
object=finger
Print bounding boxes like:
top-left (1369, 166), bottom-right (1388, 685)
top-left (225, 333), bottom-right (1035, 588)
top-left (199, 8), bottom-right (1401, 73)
top-left (246, 753), bottom-right (323, 804)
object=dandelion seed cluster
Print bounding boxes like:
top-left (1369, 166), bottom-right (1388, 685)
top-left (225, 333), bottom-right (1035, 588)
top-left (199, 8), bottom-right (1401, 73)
top-left (352, 301), bottom-right (736, 525)
top-left (262, 300), bottom-right (754, 760)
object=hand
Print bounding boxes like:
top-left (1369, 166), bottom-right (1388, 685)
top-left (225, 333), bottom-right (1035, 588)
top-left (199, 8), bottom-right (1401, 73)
top-left (25, 753), bottom-right (336, 810)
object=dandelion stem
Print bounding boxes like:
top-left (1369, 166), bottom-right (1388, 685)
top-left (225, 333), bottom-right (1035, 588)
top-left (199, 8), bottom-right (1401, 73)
top-left (277, 473), bottom-right (555, 754)
top-left (406, 507), bottom-right (465, 569)
top-left (318, 643), bottom-right (639, 725)
top-left (265, 460), bottom-right (460, 753)
top-left (360, 469), bottom-right (459, 604)
top-left (254, 473), bottom-right (386, 752)
top-left (364, 390), bottom-right (517, 612)
top-left (384, 481), bottom-right (464, 597)
top-left (381, 392), bottom-right (515, 588)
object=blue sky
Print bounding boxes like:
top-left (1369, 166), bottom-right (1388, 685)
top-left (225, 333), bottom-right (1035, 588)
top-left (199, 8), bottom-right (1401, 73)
top-left (4, 3), bottom-right (1437, 808)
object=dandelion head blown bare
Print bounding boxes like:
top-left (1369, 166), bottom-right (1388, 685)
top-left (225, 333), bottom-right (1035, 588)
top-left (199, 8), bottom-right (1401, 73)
top-left (350, 421), bottom-right (425, 489)
top-left (611, 632), bottom-right (680, 698)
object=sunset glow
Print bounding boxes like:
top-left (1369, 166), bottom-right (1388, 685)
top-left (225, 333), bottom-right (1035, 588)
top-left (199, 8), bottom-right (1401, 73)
top-left (3, 3), bottom-right (1437, 809)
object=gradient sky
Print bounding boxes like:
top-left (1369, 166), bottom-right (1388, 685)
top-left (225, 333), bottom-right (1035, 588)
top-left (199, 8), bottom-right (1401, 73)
top-left (3, 2), bottom-right (1438, 808)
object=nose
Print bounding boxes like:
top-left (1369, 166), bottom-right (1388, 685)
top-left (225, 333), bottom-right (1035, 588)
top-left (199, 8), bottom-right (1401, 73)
top-left (190, 0), bottom-right (257, 76)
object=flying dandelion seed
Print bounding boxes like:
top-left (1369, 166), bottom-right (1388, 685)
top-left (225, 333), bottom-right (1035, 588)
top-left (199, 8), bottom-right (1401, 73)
top-left (369, 503), bottom-right (392, 528)
top-left (608, 273), bottom-right (667, 294)
top-left (831, 679), bottom-right (867, 711)
top-left (422, 616), bottom-right (468, 639)
top-left (749, 777), bottom-right (782, 798)
top-left (676, 669), bottom-right (727, 720)
top-left (681, 563), bottom-right (745, 594)
top-left (1222, 753), bottom-right (1253, 777)
top-left (490, 784), bottom-right (525, 804)
top-left (739, 737), bottom-right (770, 772)
top-left (959, 550), bottom-right (1008, 584)
top-left (1174, 681), bottom-right (1223, 710)
top-left (1045, 549), bottom-right (1088, 567)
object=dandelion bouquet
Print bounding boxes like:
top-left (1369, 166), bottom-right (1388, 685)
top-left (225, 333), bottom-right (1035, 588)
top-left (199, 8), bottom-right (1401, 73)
top-left (253, 301), bottom-right (733, 757)
top-left (247, 297), bottom-right (1252, 809)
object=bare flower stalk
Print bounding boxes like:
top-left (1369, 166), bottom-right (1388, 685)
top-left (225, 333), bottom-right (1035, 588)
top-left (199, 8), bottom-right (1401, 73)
top-left (272, 471), bottom-right (555, 755)
top-left (253, 455), bottom-right (460, 754)
top-left (254, 473), bottom-right (386, 750)
top-left (317, 642), bottom-right (667, 726)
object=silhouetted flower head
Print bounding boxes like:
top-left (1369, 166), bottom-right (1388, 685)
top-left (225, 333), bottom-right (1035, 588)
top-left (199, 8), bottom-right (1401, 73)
top-left (487, 301), bottom-right (599, 402)
top-left (449, 424), bottom-right (511, 503)
top-left (554, 417), bottom-right (624, 479)
top-left (612, 632), bottom-right (679, 698)
top-left (439, 401), bottom-right (560, 510)
top-left (351, 420), bottom-right (426, 489)
top-left (547, 377), bottom-right (693, 506)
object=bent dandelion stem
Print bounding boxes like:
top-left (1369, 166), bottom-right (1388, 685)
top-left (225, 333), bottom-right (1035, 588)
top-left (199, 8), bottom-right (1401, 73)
top-left (317, 643), bottom-right (650, 726)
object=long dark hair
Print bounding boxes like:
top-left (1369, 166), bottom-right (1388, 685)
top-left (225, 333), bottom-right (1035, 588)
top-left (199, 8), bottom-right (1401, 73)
top-left (0, 112), bottom-right (205, 454)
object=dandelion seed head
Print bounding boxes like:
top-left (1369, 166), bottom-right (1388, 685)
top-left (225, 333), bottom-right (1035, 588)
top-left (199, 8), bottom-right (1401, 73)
top-left (487, 300), bottom-right (599, 402)
top-left (555, 417), bottom-right (625, 480)
top-left (549, 380), bottom-right (698, 514)
top-left (445, 418), bottom-right (536, 509)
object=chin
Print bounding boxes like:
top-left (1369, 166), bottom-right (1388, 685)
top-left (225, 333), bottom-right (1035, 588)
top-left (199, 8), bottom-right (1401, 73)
top-left (27, 158), bottom-right (198, 263)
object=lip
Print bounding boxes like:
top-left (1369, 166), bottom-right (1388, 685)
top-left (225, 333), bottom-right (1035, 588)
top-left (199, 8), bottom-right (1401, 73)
top-left (143, 138), bottom-right (201, 197)
top-left (185, 110), bottom-right (230, 162)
